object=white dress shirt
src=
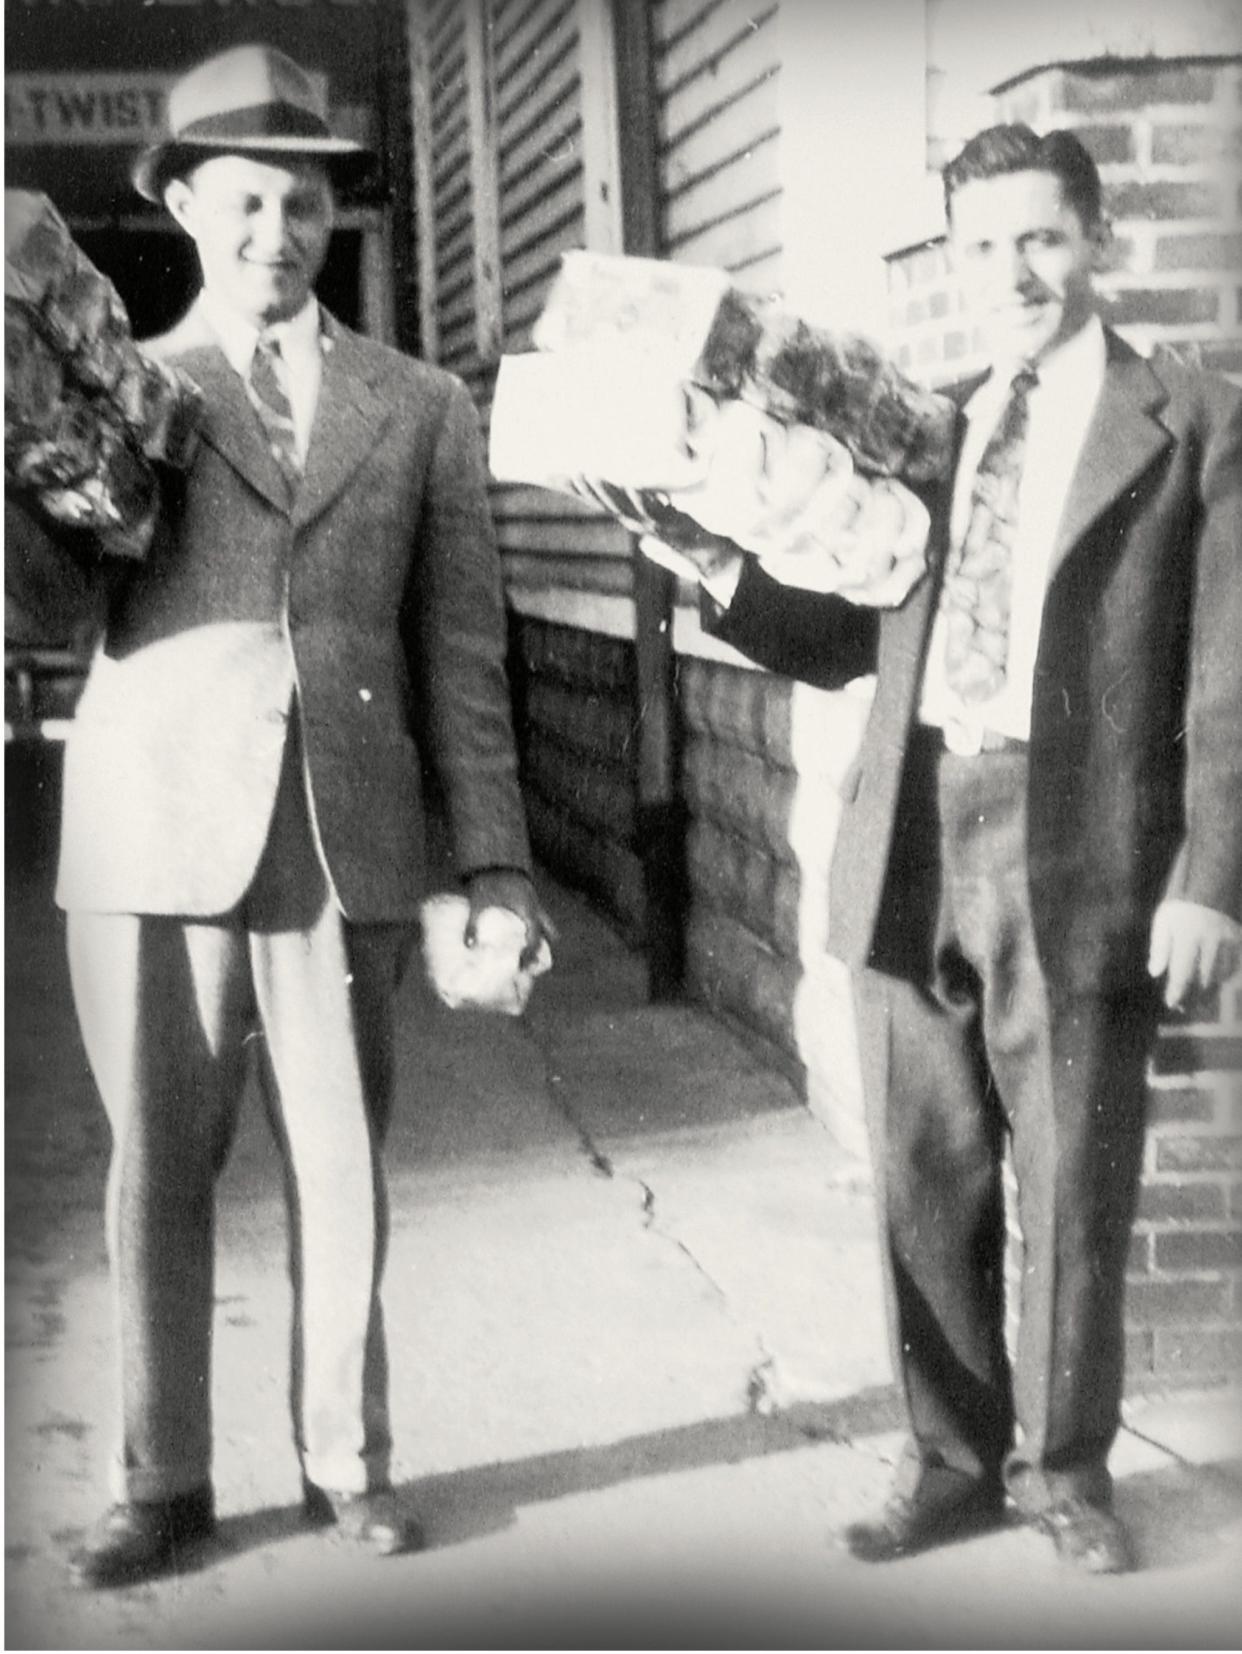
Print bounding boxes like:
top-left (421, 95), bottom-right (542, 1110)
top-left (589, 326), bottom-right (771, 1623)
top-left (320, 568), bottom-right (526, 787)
top-left (200, 289), bottom-right (327, 466)
top-left (918, 315), bottom-right (1107, 746)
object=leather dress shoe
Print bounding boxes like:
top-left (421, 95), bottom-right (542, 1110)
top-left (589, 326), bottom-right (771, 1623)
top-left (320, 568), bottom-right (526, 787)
top-left (303, 1483), bottom-right (424, 1557)
top-left (69, 1485), bottom-right (215, 1588)
top-left (1032, 1497), bottom-right (1135, 1574)
top-left (843, 1471), bottom-right (1006, 1562)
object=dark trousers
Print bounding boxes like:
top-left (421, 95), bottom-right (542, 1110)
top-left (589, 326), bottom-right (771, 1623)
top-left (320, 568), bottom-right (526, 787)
top-left (67, 723), bottom-right (410, 1503)
top-left (854, 733), bottom-right (1156, 1512)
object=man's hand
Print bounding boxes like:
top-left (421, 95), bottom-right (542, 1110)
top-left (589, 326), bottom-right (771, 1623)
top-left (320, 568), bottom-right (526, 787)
top-left (464, 869), bottom-right (555, 969)
top-left (1148, 899), bottom-right (1242, 1009)
top-left (568, 477), bottom-right (745, 586)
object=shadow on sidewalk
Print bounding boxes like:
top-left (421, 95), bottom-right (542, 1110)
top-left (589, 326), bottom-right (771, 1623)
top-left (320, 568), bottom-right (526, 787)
top-left (188, 1394), bottom-right (1240, 1581)
top-left (406, 1390), bottom-right (903, 1549)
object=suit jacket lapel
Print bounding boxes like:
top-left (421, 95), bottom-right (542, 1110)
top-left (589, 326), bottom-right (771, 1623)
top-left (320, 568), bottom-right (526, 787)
top-left (1048, 330), bottom-right (1172, 579)
top-left (161, 300), bottom-right (291, 513)
top-left (294, 315), bottom-right (396, 529)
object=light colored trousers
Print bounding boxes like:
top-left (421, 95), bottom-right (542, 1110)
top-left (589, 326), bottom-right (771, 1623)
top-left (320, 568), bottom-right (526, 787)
top-left (67, 726), bottom-right (409, 1503)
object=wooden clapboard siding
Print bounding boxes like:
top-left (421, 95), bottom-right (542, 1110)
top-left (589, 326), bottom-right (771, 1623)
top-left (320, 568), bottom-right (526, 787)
top-left (667, 190), bottom-right (782, 276)
top-left (427, 0), bottom-right (478, 380)
top-left (488, 0), bottom-right (629, 592)
top-left (494, 0), bottom-right (585, 342)
top-left (652, 0), bottom-right (783, 284)
top-left (415, 0), bottom-right (786, 599)
top-left (493, 486), bottom-right (625, 551)
top-left (504, 553), bottom-right (636, 595)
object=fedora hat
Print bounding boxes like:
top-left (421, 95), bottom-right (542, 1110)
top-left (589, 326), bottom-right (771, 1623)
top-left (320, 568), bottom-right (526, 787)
top-left (133, 44), bottom-right (371, 202)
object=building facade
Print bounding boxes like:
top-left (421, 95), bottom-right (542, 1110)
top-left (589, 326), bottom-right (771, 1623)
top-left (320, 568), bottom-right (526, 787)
top-left (6, 0), bottom-right (1240, 1385)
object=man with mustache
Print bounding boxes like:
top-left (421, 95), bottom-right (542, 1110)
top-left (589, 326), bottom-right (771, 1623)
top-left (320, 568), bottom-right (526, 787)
top-left (694, 124), bottom-right (1241, 1573)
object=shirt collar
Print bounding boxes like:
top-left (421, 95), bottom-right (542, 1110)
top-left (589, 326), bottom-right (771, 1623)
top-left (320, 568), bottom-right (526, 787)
top-left (969, 314), bottom-right (1105, 418)
top-left (199, 289), bottom-right (323, 378)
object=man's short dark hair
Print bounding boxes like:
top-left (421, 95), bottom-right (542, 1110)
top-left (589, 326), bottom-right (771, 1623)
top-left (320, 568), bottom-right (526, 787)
top-left (942, 124), bottom-right (1104, 228)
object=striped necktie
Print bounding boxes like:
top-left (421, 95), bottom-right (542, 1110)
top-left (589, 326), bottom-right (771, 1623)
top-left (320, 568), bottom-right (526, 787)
top-left (248, 332), bottom-right (300, 496)
top-left (941, 364), bottom-right (1038, 704)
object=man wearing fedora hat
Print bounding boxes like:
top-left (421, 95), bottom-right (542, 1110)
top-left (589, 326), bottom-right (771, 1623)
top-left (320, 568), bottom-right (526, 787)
top-left (52, 44), bottom-right (546, 1586)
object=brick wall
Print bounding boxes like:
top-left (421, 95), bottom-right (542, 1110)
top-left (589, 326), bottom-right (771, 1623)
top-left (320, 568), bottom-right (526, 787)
top-left (511, 612), bottom-right (807, 1076)
top-left (896, 56), bottom-right (1242, 1385)
top-left (680, 658), bottom-right (803, 1080)
top-left (508, 616), bottom-right (646, 944)
top-left (1132, 1010), bottom-right (1242, 1385)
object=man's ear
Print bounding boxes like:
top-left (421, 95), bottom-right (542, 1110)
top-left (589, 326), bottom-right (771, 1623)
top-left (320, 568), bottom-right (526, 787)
top-left (163, 177), bottom-right (196, 236)
top-left (1088, 215), bottom-right (1113, 272)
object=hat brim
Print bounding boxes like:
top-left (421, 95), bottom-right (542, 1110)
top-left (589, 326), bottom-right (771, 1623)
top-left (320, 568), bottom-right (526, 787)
top-left (132, 135), bottom-right (373, 203)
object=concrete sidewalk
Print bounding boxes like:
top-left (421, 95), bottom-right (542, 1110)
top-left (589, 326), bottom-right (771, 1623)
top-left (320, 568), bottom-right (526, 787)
top-left (5, 860), bottom-right (1241, 1650)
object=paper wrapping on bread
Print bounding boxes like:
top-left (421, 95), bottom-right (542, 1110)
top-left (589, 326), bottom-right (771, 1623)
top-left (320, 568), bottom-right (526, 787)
top-left (489, 251), bottom-right (953, 609)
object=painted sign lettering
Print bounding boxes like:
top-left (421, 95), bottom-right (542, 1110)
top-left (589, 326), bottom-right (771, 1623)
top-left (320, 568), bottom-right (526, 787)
top-left (6, 74), bottom-right (170, 143)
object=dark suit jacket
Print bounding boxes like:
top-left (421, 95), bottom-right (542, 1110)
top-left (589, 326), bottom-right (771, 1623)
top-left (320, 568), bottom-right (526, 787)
top-left (711, 331), bottom-right (1242, 995)
top-left (50, 300), bottom-right (530, 920)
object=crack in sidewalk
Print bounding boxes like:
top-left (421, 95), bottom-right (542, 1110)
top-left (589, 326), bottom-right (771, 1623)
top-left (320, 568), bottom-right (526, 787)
top-left (525, 1007), bottom-right (897, 1460)
top-left (529, 1009), bottom-right (783, 1418)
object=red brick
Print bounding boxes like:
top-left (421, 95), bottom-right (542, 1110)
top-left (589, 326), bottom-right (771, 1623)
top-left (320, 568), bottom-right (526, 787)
top-left (1151, 124), bottom-right (1230, 166)
top-left (1147, 1085), bottom-right (1218, 1125)
top-left (1125, 1278), bottom-right (1228, 1326)
top-left (1155, 232), bottom-right (1242, 272)
top-left (1156, 1136), bottom-right (1242, 1174)
top-left (1057, 67), bottom-right (1217, 113)
top-left (1154, 1230), bottom-right (1242, 1273)
top-left (1127, 1231), bottom-right (1152, 1275)
top-left (1070, 124), bottom-right (1136, 165)
top-left (1138, 1182), bottom-right (1226, 1224)
top-left (1107, 180), bottom-right (1221, 222)
top-left (928, 290), bottom-right (951, 320)
top-left (1152, 1327), bottom-right (1242, 1378)
top-left (1107, 288), bottom-right (1219, 327)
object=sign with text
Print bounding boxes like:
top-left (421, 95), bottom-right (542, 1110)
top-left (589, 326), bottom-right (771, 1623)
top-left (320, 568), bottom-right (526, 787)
top-left (6, 74), bottom-right (169, 143)
top-left (5, 69), bottom-right (334, 146)
top-left (6, 1), bottom-right (374, 9)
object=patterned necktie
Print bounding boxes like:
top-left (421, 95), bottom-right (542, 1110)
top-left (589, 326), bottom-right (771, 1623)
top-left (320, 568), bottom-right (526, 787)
top-left (248, 332), bottom-right (301, 496)
top-left (941, 364), bottom-right (1038, 704)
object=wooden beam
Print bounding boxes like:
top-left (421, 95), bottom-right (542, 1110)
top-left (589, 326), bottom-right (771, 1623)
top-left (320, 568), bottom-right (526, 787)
top-left (463, 0), bottom-right (504, 364)
top-left (406, 1), bottom-right (440, 362)
top-left (609, 0), bottom-right (687, 1000)
top-left (578, 0), bottom-right (625, 255)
